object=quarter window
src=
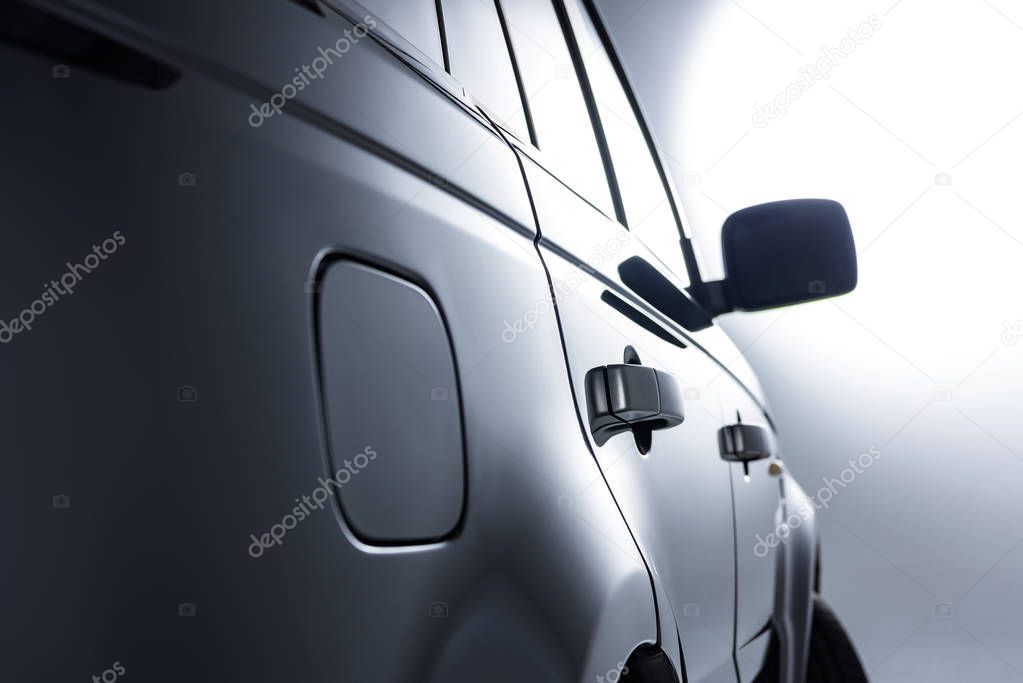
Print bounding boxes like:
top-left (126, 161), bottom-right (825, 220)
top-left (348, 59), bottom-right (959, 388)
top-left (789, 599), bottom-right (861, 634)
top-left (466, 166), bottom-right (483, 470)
top-left (563, 0), bottom-right (688, 282)
top-left (441, 0), bottom-right (530, 139)
top-left (358, 0), bottom-right (446, 67)
top-left (501, 0), bottom-right (615, 218)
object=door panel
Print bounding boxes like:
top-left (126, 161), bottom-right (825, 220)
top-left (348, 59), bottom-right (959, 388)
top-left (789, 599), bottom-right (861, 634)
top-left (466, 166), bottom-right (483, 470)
top-left (726, 392), bottom-right (784, 682)
top-left (689, 341), bottom-right (782, 680)
top-left (736, 629), bottom-right (773, 681)
top-left (527, 159), bottom-right (737, 683)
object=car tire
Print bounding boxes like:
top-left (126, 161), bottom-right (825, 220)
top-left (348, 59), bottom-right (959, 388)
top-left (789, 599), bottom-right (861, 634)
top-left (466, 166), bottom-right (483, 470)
top-left (806, 595), bottom-right (868, 683)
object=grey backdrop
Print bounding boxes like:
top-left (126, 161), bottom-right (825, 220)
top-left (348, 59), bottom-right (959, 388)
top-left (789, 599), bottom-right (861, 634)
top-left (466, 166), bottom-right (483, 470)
top-left (595, 0), bottom-right (1023, 680)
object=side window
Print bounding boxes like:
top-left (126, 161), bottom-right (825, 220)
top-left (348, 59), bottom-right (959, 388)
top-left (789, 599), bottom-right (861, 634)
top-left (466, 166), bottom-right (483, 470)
top-left (563, 0), bottom-right (689, 283)
top-left (358, 0), bottom-right (445, 67)
top-left (501, 0), bottom-right (615, 219)
top-left (441, 0), bottom-right (529, 139)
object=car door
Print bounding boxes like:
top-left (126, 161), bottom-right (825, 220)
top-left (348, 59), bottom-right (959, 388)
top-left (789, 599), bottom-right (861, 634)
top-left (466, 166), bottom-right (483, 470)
top-left (498, 2), bottom-right (737, 680)
top-left (579, 2), bottom-right (787, 678)
top-left (531, 179), bottom-right (740, 683)
top-left (701, 355), bottom-right (785, 681)
top-left (555, 3), bottom-right (786, 680)
top-left (503, 0), bottom-right (784, 680)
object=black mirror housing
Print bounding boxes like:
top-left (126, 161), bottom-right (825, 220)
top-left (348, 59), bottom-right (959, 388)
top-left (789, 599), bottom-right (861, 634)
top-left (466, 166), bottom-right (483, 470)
top-left (720, 199), bottom-right (857, 312)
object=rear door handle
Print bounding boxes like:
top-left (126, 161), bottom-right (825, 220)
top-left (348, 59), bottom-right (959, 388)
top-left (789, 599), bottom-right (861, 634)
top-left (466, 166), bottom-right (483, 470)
top-left (584, 363), bottom-right (685, 453)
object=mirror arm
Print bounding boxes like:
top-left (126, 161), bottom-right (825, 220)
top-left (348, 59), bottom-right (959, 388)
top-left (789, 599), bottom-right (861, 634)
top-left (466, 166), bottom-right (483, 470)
top-left (687, 279), bottom-right (732, 318)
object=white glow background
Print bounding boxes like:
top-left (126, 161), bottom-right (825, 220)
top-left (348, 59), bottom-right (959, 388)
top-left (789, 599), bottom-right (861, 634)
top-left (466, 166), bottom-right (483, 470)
top-left (596, 0), bottom-right (1023, 680)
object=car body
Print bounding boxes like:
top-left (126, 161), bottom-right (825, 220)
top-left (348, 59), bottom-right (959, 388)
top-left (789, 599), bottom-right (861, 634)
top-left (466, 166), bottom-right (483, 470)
top-left (0, 1), bottom-right (855, 681)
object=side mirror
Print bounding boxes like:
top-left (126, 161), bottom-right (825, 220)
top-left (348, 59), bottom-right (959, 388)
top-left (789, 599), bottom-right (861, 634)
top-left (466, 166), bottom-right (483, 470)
top-left (694, 199), bottom-right (857, 315)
